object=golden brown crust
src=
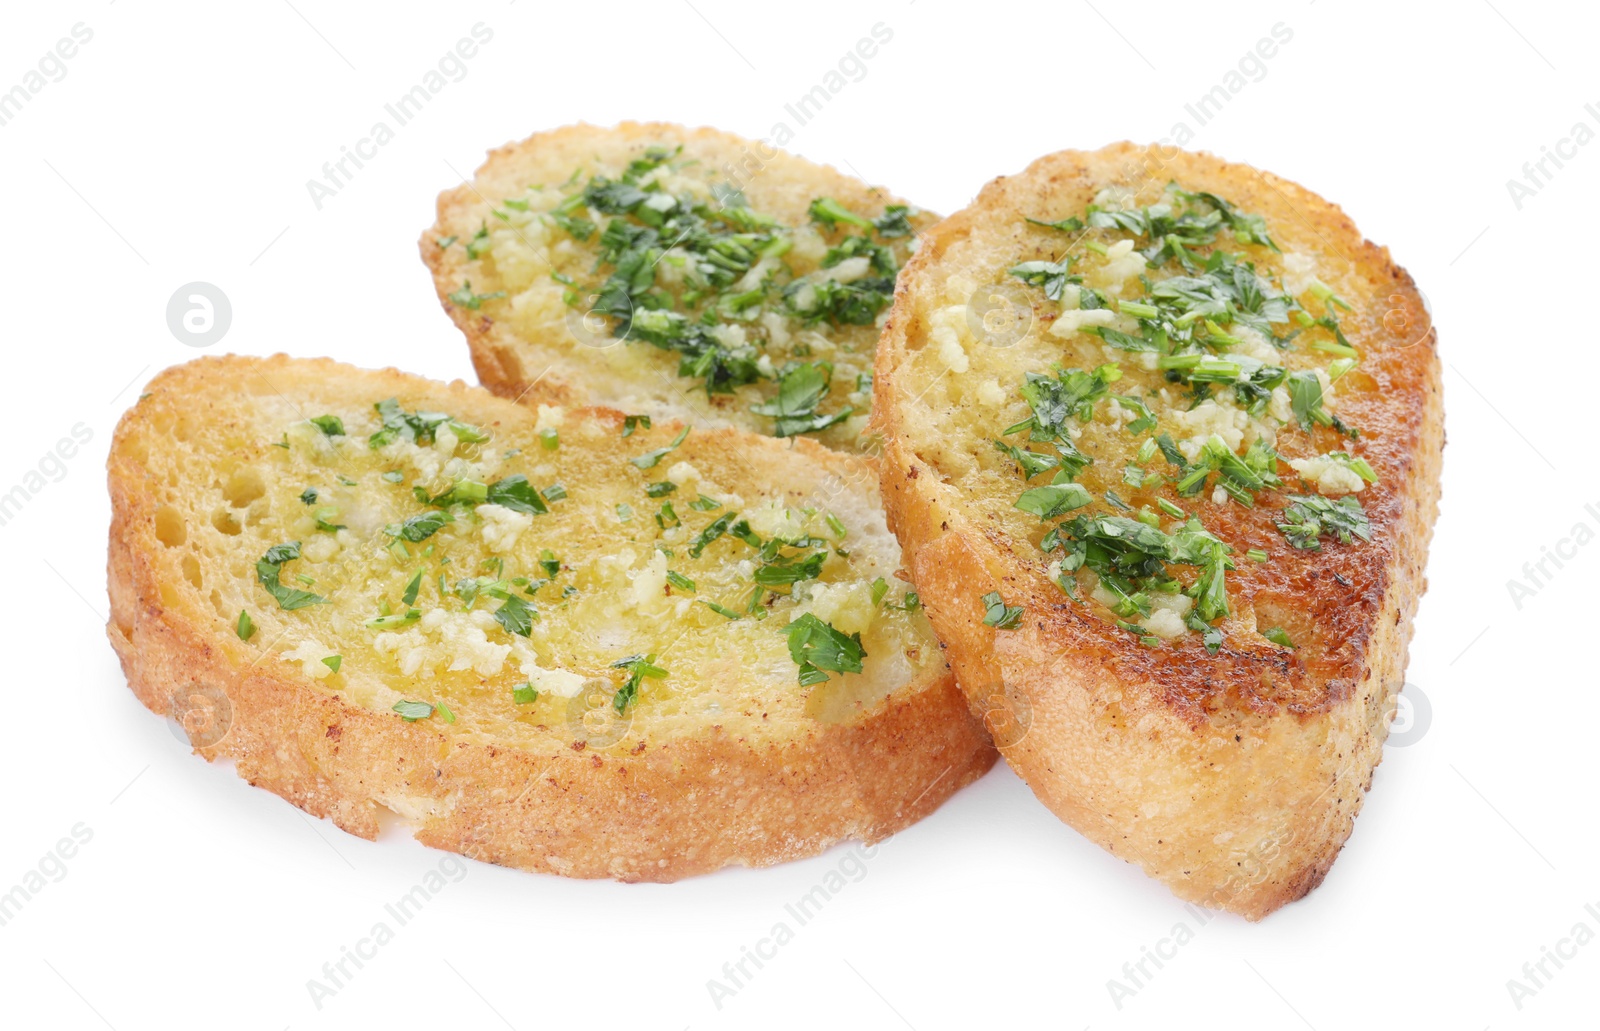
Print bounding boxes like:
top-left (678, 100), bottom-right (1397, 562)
top-left (108, 354), bottom-right (995, 880)
top-left (872, 143), bottom-right (1442, 918)
top-left (419, 120), bottom-right (936, 446)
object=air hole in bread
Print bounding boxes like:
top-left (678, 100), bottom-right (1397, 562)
top-left (182, 553), bottom-right (203, 589)
top-left (210, 507), bottom-right (241, 536)
top-left (154, 505), bottom-right (186, 547)
top-left (223, 468), bottom-right (266, 507)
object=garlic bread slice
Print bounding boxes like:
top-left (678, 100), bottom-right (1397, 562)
top-left (873, 144), bottom-right (1441, 918)
top-left (421, 121), bottom-right (937, 453)
top-left (108, 355), bottom-right (993, 879)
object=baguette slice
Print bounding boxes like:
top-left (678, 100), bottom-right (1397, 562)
top-left (872, 143), bottom-right (1442, 918)
top-left (421, 121), bottom-right (937, 453)
top-left (107, 355), bottom-right (993, 879)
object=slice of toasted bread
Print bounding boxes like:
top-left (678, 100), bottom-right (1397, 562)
top-left (420, 121), bottom-right (937, 453)
top-left (872, 143), bottom-right (1441, 918)
top-left (107, 355), bottom-right (993, 879)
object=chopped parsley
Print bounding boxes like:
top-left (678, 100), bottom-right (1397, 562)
top-left (782, 276), bottom-right (893, 327)
top-left (236, 610), bottom-right (256, 641)
top-left (309, 415), bottom-right (345, 436)
top-left (486, 474), bottom-right (550, 515)
top-left (447, 280), bottom-right (506, 310)
top-left (1016, 482), bottom-right (1093, 520)
top-left (699, 599), bottom-right (741, 620)
top-left (1046, 514), bottom-right (1234, 633)
top-left (320, 655), bottom-right (341, 673)
top-left (492, 595), bottom-right (535, 637)
top-left (1276, 495), bottom-right (1372, 550)
top-left (392, 700), bottom-right (435, 722)
top-left (752, 551), bottom-right (826, 587)
top-left (688, 512), bottom-right (735, 558)
top-left (748, 362), bottom-right (852, 437)
top-left (611, 654), bottom-right (668, 713)
top-left (368, 399), bottom-right (487, 449)
top-left (808, 196), bottom-right (874, 231)
top-left (255, 542), bottom-right (327, 610)
top-left (485, 156), bottom-right (911, 435)
top-left (630, 426), bottom-right (690, 469)
top-left (1009, 257), bottom-right (1079, 301)
top-left (873, 204), bottom-right (917, 237)
top-left (1263, 627), bottom-right (1296, 649)
top-left (986, 186), bottom-right (1382, 646)
top-left (390, 510), bottom-right (452, 542)
top-left (785, 613), bottom-right (866, 686)
top-left (365, 609), bottom-right (421, 630)
top-left (981, 592), bottom-right (1024, 629)
top-left (313, 508), bottom-right (345, 533)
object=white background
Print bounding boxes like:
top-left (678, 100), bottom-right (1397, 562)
top-left (2, 1), bottom-right (1595, 1028)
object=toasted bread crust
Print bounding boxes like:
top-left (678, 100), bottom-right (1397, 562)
top-left (420, 121), bottom-right (935, 447)
top-left (872, 144), bottom-right (1442, 918)
top-left (107, 355), bottom-right (994, 880)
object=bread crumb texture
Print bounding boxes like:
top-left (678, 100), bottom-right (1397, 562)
top-left (108, 355), bottom-right (994, 880)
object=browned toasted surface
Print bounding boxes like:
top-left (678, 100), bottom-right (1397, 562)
top-left (420, 121), bottom-right (937, 452)
top-left (107, 355), bottom-right (994, 879)
top-left (872, 143), bottom-right (1442, 917)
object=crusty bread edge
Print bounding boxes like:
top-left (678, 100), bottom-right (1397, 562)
top-left (107, 354), bottom-right (996, 881)
top-left (872, 144), bottom-right (1443, 919)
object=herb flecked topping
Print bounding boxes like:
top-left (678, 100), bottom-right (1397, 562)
top-left (997, 186), bottom-right (1377, 649)
top-left (456, 146), bottom-right (918, 439)
top-left (259, 401), bottom-right (903, 718)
